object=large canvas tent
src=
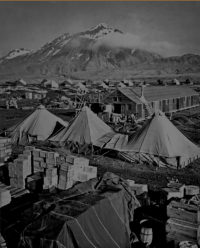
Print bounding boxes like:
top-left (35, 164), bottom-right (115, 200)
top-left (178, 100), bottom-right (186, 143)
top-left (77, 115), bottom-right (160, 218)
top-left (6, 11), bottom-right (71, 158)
top-left (120, 110), bottom-right (200, 168)
top-left (95, 110), bottom-right (200, 168)
top-left (5, 105), bottom-right (68, 143)
top-left (48, 106), bottom-right (114, 147)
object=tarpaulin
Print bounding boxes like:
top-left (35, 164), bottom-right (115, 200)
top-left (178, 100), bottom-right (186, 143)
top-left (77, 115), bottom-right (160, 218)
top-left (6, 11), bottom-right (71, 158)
top-left (17, 172), bottom-right (140, 248)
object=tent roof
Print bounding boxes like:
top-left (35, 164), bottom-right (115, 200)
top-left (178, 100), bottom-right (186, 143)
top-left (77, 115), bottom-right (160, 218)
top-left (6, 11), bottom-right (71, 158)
top-left (7, 105), bottom-right (68, 141)
top-left (49, 106), bottom-right (114, 145)
top-left (121, 110), bottom-right (200, 159)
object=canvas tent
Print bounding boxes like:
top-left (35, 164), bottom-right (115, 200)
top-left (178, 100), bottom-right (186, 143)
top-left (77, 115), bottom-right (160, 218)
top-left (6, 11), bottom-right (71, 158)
top-left (48, 106), bottom-right (114, 147)
top-left (120, 110), bottom-right (200, 168)
top-left (95, 110), bottom-right (200, 168)
top-left (5, 105), bottom-right (68, 143)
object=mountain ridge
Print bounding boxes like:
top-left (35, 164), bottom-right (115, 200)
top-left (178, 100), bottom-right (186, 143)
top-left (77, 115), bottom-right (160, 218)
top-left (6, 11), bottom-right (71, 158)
top-left (0, 23), bottom-right (200, 78)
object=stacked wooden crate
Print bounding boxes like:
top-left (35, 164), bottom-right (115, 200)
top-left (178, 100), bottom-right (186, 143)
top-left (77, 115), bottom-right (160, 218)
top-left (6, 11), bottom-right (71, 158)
top-left (8, 151), bottom-right (32, 189)
top-left (43, 167), bottom-right (58, 190)
top-left (0, 137), bottom-right (12, 166)
top-left (57, 155), bottom-right (97, 190)
top-left (31, 148), bottom-right (59, 189)
top-left (166, 200), bottom-right (200, 245)
top-left (69, 156), bottom-right (97, 183)
top-left (0, 188), bottom-right (11, 207)
top-left (32, 149), bottom-right (58, 172)
top-left (58, 162), bottom-right (74, 190)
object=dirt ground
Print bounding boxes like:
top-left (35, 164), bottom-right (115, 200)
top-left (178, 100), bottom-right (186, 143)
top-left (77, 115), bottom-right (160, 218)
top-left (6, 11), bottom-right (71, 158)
top-left (1, 105), bottom-right (200, 193)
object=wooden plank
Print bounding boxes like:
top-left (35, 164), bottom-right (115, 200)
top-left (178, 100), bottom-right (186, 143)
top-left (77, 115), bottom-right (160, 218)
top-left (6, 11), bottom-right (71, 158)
top-left (168, 200), bottom-right (200, 212)
top-left (167, 206), bottom-right (199, 224)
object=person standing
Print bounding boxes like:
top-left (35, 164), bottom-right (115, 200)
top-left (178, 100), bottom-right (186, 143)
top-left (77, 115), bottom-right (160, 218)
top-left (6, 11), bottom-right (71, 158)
top-left (131, 112), bottom-right (137, 125)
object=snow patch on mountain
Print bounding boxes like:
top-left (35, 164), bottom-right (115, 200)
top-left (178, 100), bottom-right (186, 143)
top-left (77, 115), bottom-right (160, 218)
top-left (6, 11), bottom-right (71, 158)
top-left (52, 49), bottom-right (61, 56)
top-left (60, 39), bottom-right (71, 47)
top-left (6, 48), bottom-right (32, 59)
top-left (131, 49), bottom-right (135, 55)
top-left (43, 48), bottom-right (54, 58)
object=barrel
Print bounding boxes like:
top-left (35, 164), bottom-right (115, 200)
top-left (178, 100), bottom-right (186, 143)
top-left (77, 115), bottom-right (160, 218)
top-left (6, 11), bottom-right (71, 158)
top-left (185, 185), bottom-right (199, 196)
top-left (139, 219), bottom-right (153, 247)
top-left (179, 241), bottom-right (198, 248)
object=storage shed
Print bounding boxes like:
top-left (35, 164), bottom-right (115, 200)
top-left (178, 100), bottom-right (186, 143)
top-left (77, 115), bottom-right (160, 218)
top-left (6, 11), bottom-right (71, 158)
top-left (102, 86), bottom-right (199, 121)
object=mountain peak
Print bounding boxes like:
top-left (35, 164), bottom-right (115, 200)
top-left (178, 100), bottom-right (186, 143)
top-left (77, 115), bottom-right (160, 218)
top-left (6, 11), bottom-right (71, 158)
top-left (90, 23), bottom-right (110, 30)
top-left (79, 23), bottom-right (121, 40)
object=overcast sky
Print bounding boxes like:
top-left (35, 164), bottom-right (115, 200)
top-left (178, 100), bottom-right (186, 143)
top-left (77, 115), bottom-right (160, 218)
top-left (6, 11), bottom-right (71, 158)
top-left (0, 1), bottom-right (200, 58)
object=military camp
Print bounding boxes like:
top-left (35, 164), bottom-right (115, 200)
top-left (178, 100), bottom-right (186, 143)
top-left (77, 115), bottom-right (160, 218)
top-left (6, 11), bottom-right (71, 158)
top-left (1, 3), bottom-right (200, 246)
top-left (0, 80), bottom-right (200, 248)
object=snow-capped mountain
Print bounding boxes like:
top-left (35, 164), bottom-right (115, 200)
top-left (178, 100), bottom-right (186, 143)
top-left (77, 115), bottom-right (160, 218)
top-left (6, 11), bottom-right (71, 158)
top-left (0, 23), bottom-right (199, 77)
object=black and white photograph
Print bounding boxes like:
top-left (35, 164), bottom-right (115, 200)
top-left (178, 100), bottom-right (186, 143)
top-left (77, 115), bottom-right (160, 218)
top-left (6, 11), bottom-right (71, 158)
top-left (0, 1), bottom-right (200, 248)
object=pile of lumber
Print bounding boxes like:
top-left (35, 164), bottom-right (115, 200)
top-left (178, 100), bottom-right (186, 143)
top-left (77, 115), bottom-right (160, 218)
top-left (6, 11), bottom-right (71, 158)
top-left (166, 200), bottom-right (200, 245)
top-left (0, 137), bottom-right (12, 166)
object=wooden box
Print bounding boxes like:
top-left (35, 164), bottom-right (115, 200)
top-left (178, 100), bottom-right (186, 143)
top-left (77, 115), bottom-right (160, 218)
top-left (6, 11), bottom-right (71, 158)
top-left (130, 184), bottom-right (148, 195)
top-left (45, 168), bottom-right (57, 178)
top-left (167, 200), bottom-right (200, 224)
top-left (33, 156), bottom-right (44, 162)
top-left (66, 155), bottom-right (89, 166)
top-left (32, 149), bottom-right (41, 157)
top-left (40, 151), bottom-right (47, 158)
top-left (165, 218), bottom-right (200, 244)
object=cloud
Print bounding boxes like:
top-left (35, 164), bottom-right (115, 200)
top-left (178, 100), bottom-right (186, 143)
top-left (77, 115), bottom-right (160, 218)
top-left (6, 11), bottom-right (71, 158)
top-left (88, 32), bottom-right (184, 57)
top-left (92, 32), bottom-right (141, 50)
top-left (146, 41), bottom-right (184, 57)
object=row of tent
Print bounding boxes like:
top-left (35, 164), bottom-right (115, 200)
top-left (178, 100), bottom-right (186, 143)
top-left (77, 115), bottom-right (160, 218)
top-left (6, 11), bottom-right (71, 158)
top-left (3, 104), bottom-right (200, 169)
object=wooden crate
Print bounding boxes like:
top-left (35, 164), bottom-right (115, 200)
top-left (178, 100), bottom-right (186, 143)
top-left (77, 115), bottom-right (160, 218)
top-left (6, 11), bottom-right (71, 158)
top-left (167, 200), bottom-right (200, 224)
top-left (165, 218), bottom-right (200, 243)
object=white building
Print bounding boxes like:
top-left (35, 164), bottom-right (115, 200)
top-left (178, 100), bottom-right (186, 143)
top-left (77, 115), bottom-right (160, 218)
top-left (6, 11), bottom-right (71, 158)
top-left (43, 80), bottom-right (59, 89)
